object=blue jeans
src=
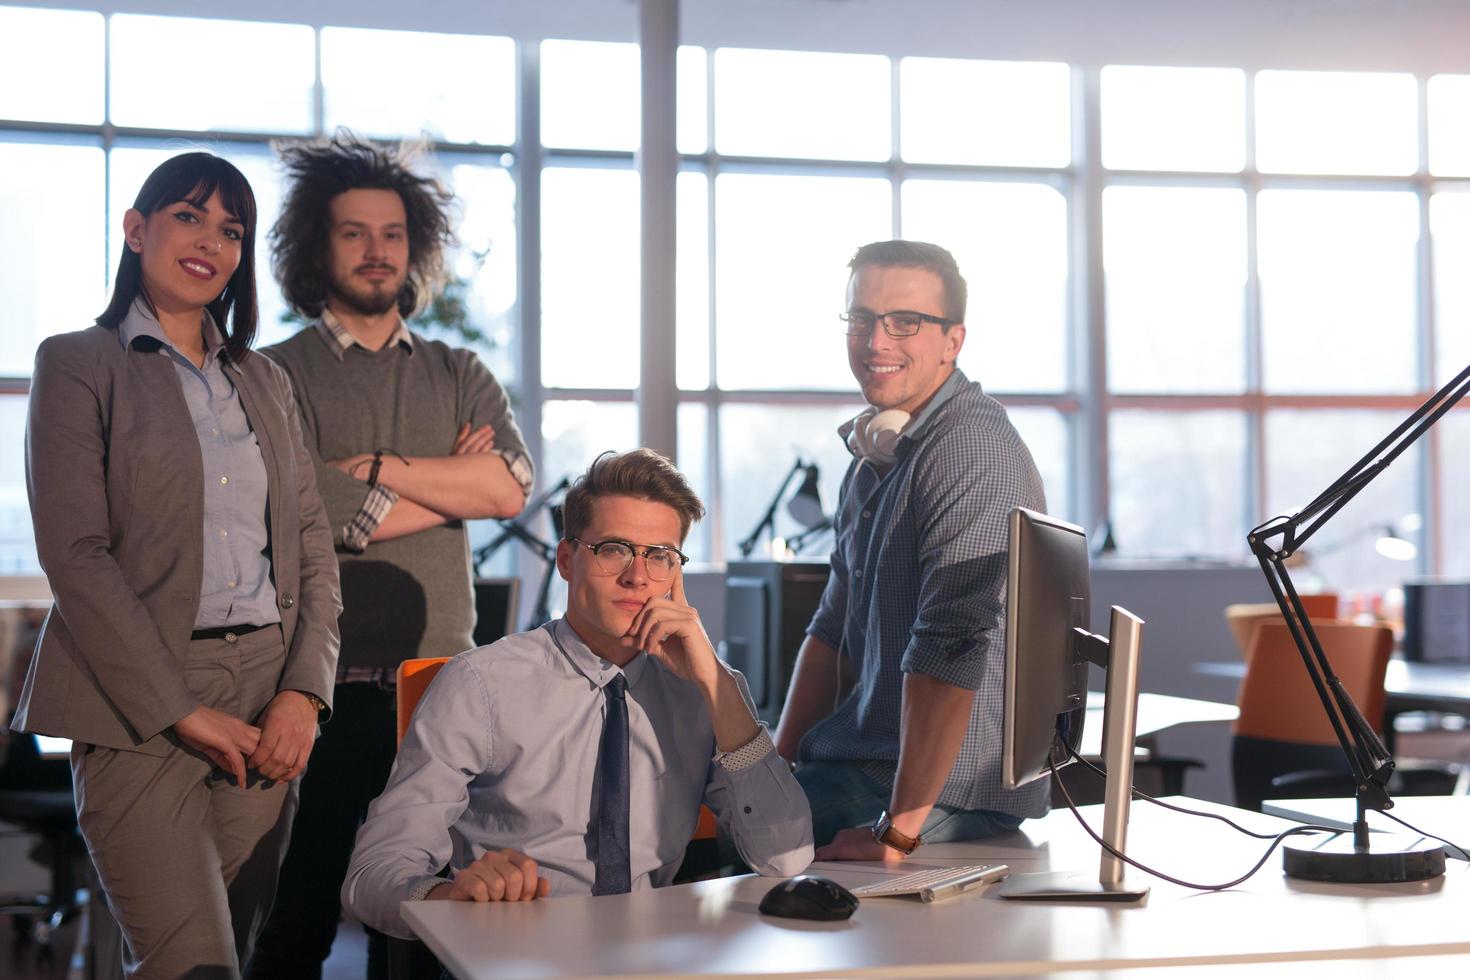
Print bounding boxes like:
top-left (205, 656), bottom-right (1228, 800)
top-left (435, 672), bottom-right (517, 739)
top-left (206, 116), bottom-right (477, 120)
top-left (795, 761), bottom-right (1023, 848)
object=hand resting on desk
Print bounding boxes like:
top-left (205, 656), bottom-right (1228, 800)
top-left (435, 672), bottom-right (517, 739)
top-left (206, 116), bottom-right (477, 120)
top-left (427, 847), bottom-right (551, 903)
top-left (815, 826), bottom-right (906, 863)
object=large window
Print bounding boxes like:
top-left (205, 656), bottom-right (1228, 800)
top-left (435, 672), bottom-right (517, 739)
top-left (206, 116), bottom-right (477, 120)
top-left (1098, 63), bottom-right (1467, 598)
top-left (2, 6), bottom-right (1467, 604)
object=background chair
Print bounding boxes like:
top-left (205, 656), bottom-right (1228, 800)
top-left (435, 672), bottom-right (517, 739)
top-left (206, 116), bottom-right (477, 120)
top-left (0, 730), bottom-right (84, 957)
top-left (1231, 620), bottom-right (1457, 810)
top-left (395, 657), bottom-right (451, 745)
top-left (1224, 592), bottom-right (1338, 662)
top-left (1233, 621), bottom-right (1391, 811)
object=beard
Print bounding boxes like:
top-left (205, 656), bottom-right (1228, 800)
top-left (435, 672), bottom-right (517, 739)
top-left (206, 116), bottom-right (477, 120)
top-left (327, 265), bottom-right (406, 317)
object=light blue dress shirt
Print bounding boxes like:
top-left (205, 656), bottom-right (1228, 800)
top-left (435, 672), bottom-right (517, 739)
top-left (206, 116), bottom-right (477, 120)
top-left (118, 302), bottom-right (279, 629)
top-left (342, 618), bottom-right (813, 938)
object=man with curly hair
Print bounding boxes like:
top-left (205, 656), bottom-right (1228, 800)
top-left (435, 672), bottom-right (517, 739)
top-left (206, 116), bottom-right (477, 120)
top-left (245, 134), bottom-right (532, 979)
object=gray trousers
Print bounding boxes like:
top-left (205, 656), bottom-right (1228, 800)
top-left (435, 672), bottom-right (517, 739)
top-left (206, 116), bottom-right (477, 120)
top-left (71, 627), bottom-right (299, 980)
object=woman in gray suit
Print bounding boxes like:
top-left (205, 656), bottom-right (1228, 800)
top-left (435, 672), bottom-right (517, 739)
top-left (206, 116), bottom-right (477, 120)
top-left (14, 152), bottom-right (342, 979)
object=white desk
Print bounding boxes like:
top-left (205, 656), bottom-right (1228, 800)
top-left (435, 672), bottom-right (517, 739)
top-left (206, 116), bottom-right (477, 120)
top-left (1079, 691), bottom-right (1237, 759)
top-left (1264, 794), bottom-right (1470, 837)
top-left (401, 799), bottom-right (1470, 978)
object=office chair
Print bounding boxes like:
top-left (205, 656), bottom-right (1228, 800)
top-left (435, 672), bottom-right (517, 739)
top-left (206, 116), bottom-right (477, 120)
top-left (1224, 593), bottom-right (1339, 662)
top-left (1231, 621), bottom-right (1457, 810)
top-left (0, 729), bottom-right (84, 956)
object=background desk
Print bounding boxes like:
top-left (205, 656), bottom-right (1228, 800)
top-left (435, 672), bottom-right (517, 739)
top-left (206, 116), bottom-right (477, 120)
top-left (1080, 691), bottom-right (1237, 760)
top-left (402, 799), bottom-right (1470, 978)
top-left (1197, 658), bottom-right (1470, 718)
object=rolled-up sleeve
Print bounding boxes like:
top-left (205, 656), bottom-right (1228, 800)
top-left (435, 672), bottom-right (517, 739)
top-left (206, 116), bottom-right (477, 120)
top-left (900, 424), bottom-right (1044, 690)
top-left (341, 656), bottom-right (491, 938)
top-left (455, 349), bottom-right (533, 497)
top-left (703, 671), bottom-right (813, 877)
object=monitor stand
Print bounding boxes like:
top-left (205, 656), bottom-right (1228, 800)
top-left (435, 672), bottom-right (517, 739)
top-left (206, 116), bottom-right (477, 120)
top-left (1001, 605), bottom-right (1151, 902)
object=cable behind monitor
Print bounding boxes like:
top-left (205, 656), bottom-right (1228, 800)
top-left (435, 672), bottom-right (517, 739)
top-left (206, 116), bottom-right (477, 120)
top-left (1054, 749), bottom-right (1470, 886)
top-left (1050, 756), bottom-right (1341, 891)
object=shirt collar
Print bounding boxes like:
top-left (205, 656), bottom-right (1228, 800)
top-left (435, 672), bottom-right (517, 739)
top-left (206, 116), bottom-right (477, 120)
top-left (548, 618), bottom-right (650, 691)
top-left (837, 367), bottom-right (968, 449)
top-left (316, 308), bottom-right (414, 361)
top-left (903, 367), bottom-right (966, 440)
top-left (117, 298), bottom-right (228, 369)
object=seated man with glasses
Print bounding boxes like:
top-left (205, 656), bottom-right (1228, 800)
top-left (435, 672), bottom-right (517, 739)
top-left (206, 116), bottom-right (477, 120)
top-left (773, 239), bottom-right (1050, 862)
top-left (342, 449), bottom-right (812, 933)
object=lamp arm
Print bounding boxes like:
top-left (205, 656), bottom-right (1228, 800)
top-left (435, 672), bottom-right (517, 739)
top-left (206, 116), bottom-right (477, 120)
top-left (1276, 362), bottom-right (1470, 558)
top-left (785, 516), bottom-right (833, 555)
top-left (737, 458), bottom-right (805, 558)
top-left (1247, 360), bottom-right (1470, 816)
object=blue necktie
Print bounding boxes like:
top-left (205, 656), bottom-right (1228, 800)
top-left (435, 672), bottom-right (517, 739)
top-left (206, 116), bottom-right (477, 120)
top-left (593, 674), bottom-right (631, 895)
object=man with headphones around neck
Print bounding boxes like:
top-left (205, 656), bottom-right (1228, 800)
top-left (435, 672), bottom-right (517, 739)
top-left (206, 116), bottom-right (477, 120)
top-left (773, 239), bottom-right (1050, 860)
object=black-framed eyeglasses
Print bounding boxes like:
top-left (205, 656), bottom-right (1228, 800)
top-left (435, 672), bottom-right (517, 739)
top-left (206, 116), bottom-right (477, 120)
top-left (569, 537), bottom-right (690, 581)
top-left (840, 309), bottom-right (956, 338)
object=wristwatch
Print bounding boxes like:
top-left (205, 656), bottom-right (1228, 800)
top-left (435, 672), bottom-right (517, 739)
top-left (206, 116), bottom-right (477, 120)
top-left (871, 810), bottom-right (922, 855)
top-left (296, 691), bottom-right (329, 716)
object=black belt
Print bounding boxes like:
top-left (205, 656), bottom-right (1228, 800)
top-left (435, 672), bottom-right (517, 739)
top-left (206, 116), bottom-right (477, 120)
top-left (190, 624), bottom-right (269, 642)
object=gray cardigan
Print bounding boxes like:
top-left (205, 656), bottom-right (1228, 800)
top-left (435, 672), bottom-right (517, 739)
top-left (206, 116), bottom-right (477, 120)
top-left (14, 313), bottom-right (342, 754)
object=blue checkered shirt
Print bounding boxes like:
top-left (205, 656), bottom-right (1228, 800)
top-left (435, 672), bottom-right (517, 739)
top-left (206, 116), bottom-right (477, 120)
top-left (801, 369), bottom-right (1051, 817)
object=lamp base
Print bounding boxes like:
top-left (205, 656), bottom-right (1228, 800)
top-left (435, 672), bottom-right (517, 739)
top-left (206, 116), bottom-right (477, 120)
top-left (1283, 833), bottom-right (1445, 883)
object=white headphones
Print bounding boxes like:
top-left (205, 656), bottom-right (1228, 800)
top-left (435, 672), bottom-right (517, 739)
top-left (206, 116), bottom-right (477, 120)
top-left (845, 407), bottom-right (911, 465)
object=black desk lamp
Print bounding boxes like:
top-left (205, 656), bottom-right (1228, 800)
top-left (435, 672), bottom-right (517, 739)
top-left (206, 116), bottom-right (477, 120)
top-left (1247, 360), bottom-right (1470, 883)
top-left (738, 458), bottom-right (826, 559)
top-left (474, 476), bottom-right (571, 629)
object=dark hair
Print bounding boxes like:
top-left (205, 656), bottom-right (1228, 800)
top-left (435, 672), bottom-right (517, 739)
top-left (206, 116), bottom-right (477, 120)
top-left (271, 132), bottom-right (457, 319)
top-left (562, 449), bottom-right (706, 544)
top-left (848, 239), bottom-right (968, 325)
top-left (96, 152), bottom-right (259, 360)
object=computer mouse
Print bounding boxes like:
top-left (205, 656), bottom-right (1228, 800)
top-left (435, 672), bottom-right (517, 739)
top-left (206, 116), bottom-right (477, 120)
top-left (758, 875), bottom-right (859, 921)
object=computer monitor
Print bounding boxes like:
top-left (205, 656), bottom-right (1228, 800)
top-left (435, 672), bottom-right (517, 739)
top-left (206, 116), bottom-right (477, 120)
top-left (999, 507), bottom-right (1149, 901)
top-left (472, 577), bottom-right (521, 647)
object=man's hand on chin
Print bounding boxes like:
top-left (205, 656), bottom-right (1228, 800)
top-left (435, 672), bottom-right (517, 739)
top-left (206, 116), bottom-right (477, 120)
top-left (814, 826), bottom-right (908, 863)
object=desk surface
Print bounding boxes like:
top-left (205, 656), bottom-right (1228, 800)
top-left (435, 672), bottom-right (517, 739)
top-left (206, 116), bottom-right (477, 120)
top-left (1263, 794), bottom-right (1470, 837)
top-left (402, 799), bottom-right (1470, 978)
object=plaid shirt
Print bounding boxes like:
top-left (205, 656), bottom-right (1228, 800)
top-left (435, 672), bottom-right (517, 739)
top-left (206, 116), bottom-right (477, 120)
top-left (801, 369), bottom-right (1052, 817)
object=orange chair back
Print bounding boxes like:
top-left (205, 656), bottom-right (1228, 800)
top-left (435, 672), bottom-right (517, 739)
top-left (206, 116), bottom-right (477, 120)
top-left (396, 657), bottom-right (451, 744)
top-left (1224, 594), bottom-right (1339, 662)
top-left (1233, 621), bottom-right (1392, 746)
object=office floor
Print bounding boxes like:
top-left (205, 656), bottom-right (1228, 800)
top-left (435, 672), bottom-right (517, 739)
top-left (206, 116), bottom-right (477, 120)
top-left (0, 911), bottom-right (369, 980)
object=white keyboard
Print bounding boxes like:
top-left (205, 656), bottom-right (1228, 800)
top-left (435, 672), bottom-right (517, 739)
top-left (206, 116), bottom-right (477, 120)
top-left (850, 863), bottom-right (1009, 903)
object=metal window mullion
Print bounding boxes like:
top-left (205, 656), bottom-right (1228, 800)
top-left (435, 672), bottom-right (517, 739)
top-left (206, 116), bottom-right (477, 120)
top-left (312, 25), bottom-right (326, 136)
top-left (101, 12), bottom-right (115, 293)
top-left (1243, 69), bottom-right (1269, 528)
top-left (1074, 66), bottom-right (1108, 536)
top-left (516, 39), bottom-right (545, 489)
top-left (637, 0), bottom-right (679, 460)
top-left (890, 55), bottom-right (903, 236)
top-left (1416, 75), bottom-right (1440, 575)
top-left (704, 45), bottom-right (724, 561)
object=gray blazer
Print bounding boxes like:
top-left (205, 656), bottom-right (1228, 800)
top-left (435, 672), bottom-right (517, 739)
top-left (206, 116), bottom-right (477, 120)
top-left (13, 314), bottom-right (342, 756)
